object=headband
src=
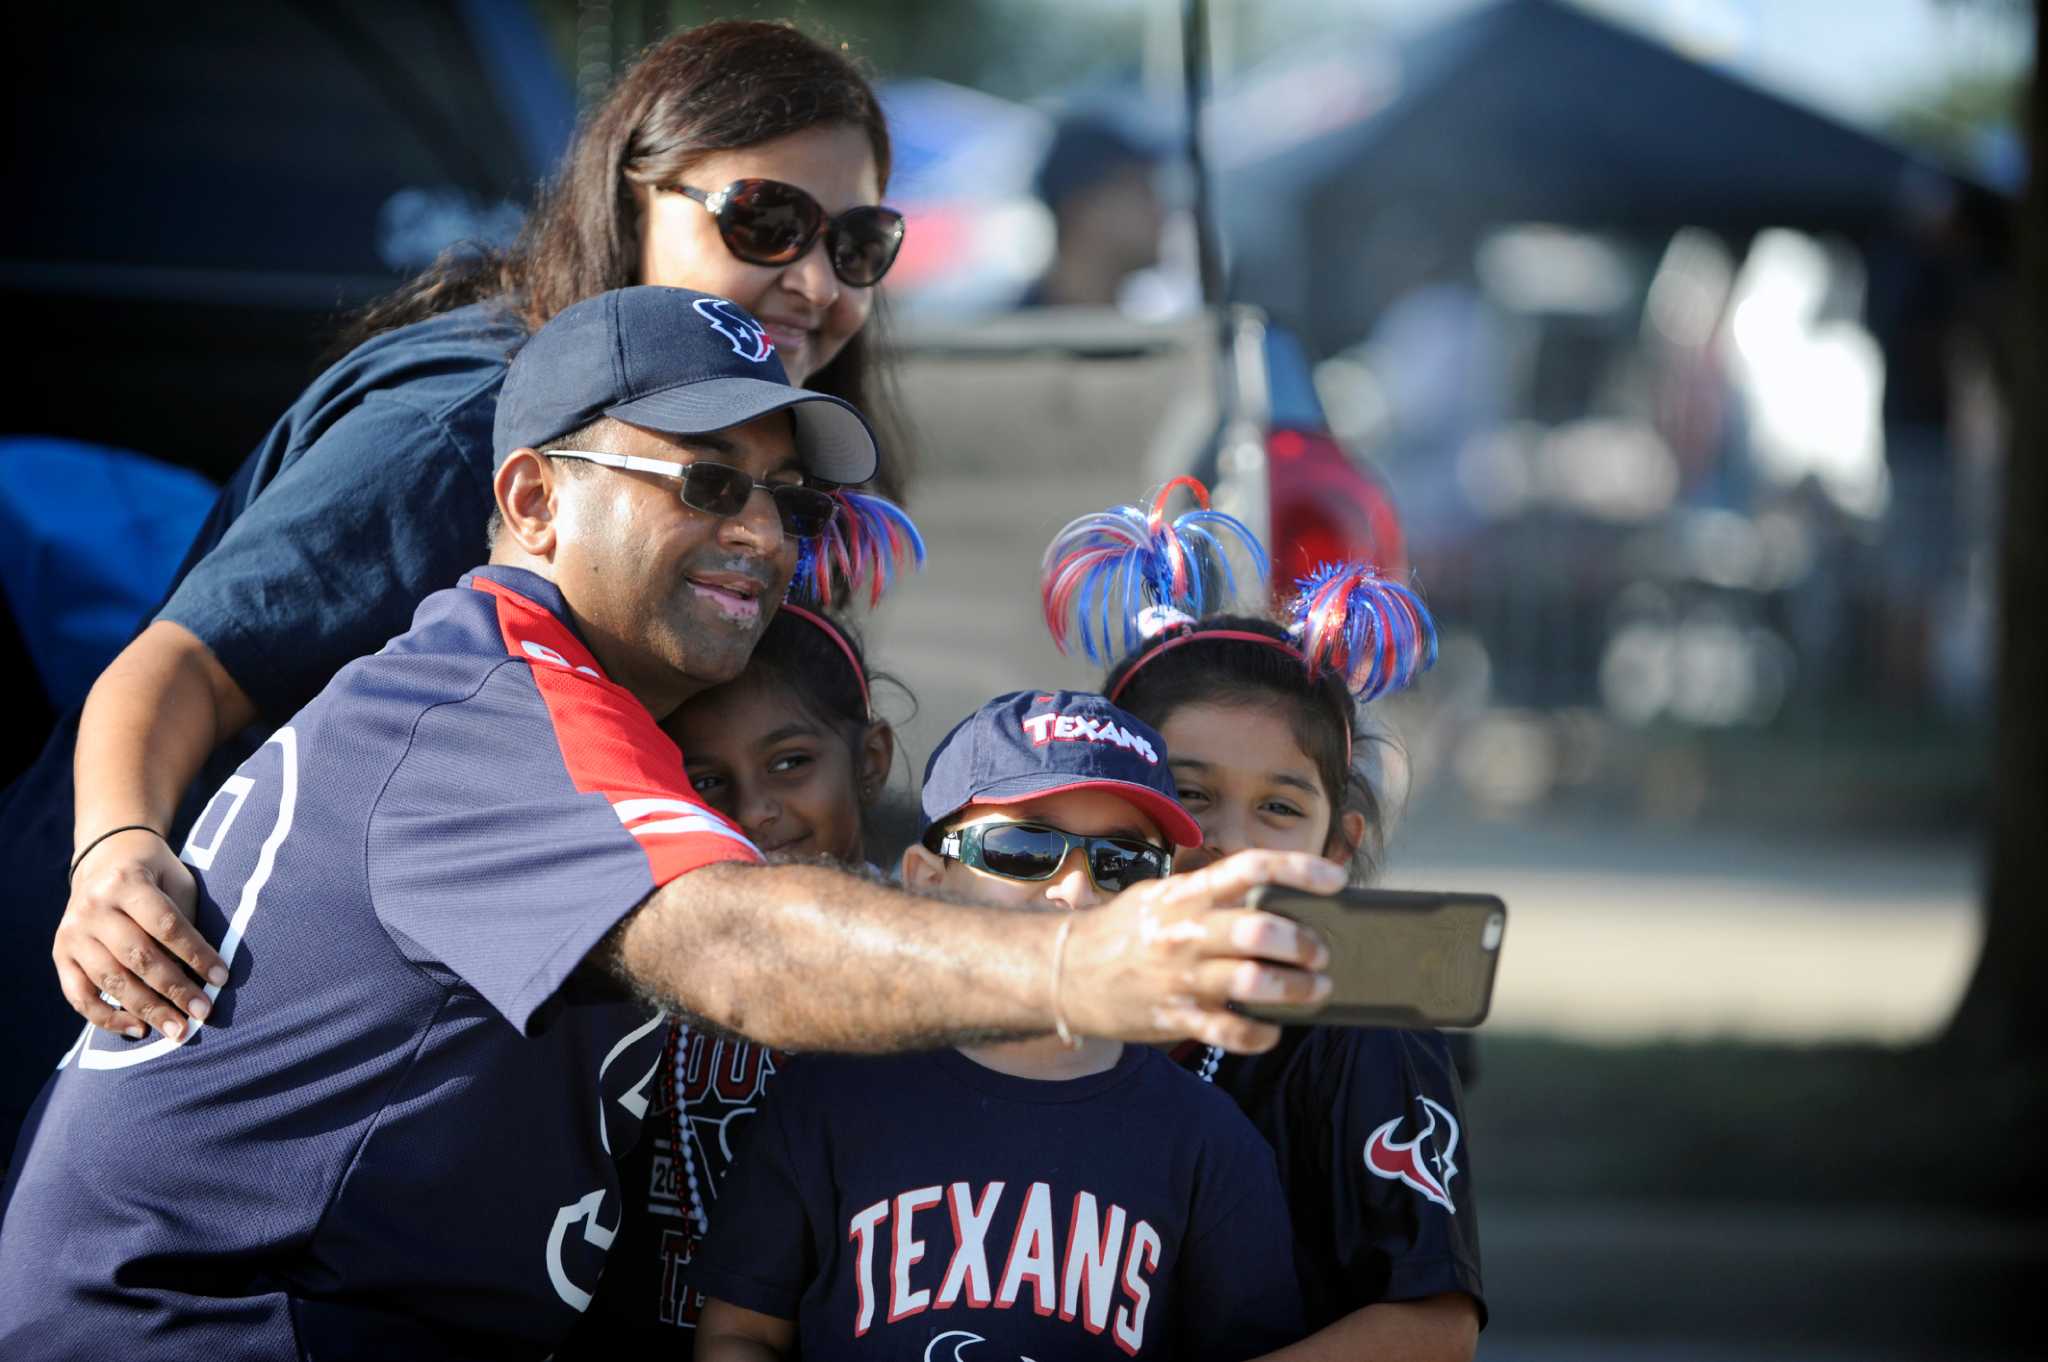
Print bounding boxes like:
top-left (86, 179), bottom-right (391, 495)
top-left (1103, 621), bottom-right (1355, 764)
top-left (1103, 627), bottom-right (1303, 703)
top-left (778, 603), bottom-right (872, 720)
top-left (1045, 480), bottom-right (1439, 770)
top-left (790, 490), bottom-right (927, 610)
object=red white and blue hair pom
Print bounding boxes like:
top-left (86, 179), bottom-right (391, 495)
top-left (1287, 562), bottom-right (1438, 701)
top-left (789, 491), bottom-right (927, 609)
top-left (1042, 477), bottom-right (1270, 664)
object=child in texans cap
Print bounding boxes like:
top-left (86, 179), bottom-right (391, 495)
top-left (689, 690), bottom-right (1306, 1361)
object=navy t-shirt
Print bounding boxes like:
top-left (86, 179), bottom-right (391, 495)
top-left (154, 302), bottom-right (524, 722)
top-left (0, 565), bottom-right (760, 1360)
top-left (1182, 1026), bottom-right (1486, 1330)
top-left (691, 1045), bottom-right (1306, 1361)
top-left (0, 303), bottom-right (525, 1163)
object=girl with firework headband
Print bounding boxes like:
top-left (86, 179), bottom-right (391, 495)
top-left (562, 493), bottom-right (919, 1355)
top-left (1043, 481), bottom-right (1486, 1360)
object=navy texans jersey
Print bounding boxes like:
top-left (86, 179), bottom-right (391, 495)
top-left (0, 566), bottom-right (760, 1361)
top-left (690, 1045), bottom-right (1305, 1361)
top-left (1184, 1026), bottom-right (1486, 1330)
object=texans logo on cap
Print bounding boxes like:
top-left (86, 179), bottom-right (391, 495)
top-left (694, 296), bottom-right (775, 363)
top-left (918, 689), bottom-right (1201, 847)
top-left (1019, 710), bottom-right (1159, 765)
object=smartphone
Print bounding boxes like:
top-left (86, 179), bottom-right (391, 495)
top-left (1240, 886), bottom-right (1506, 1029)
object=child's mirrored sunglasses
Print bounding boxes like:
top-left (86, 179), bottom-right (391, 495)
top-left (674, 178), bottom-right (906, 288)
top-left (927, 819), bottom-right (1173, 894)
top-left (547, 449), bottom-right (837, 538)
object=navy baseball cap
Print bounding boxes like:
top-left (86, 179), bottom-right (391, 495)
top-left (919, 690), bottom-right (1202, 848)
top-left (492, 285), bottom-right (878, 484)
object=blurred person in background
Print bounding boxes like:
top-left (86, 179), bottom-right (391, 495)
top-left (1018, 110), bottom-right (1168, 308)
top-left (6, 18), bottom-right (910, 1168)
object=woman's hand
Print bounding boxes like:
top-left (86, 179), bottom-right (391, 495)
top-left (60, 620), bottom-right (253, 1040)
top-left (55, 828), bottom-right (225, 1041)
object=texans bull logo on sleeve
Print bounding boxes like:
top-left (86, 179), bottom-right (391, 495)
top-left (692, 296), bottom-right (775, 363)
top-left (1363, 1096), bottom-right (1461, 1213)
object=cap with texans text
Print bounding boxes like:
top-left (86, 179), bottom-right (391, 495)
top-left (919, 689), bottom-right (1202, 847)
top-left (492, 285), bottom-right (878, 484)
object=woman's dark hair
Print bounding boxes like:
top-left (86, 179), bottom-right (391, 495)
top-left (336, 19), bottom-right (910, 499)
top-left (1104, 615), bottom-right (1394, 880)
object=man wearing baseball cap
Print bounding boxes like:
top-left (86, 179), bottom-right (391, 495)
top-left (0, 289), bottom-right (1339, 1359)
top-left (690, 690), bottom-right (1305, 1361)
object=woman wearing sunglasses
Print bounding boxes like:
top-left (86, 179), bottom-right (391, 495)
top-left (19, 20), bottom-right (908, 1151)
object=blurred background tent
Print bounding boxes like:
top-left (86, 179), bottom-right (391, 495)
top-left (1214, 0), bottom-right (2011, 352)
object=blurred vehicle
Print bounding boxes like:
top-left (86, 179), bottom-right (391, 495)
top-left (3, 0), bottom-right (571, 778)
top-left (1200, 311), bottom-right (1409, 590)
top-left (6, 0), bottom-right (569, 485)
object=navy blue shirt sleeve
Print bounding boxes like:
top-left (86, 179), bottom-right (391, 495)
top-left (158, 394), bottom-right (493, 722)
top-left (687, 1059), bottom-right (818, 1319)
top-left (1304, 1027), bottom-right (1485, 1321)
top-left (1175, 1095), bottom-right (1306, 1361)
top-left (365, 656), bottom-right (758, 1035)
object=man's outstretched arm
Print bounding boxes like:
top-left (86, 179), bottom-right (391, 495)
top-left (601, 850), bottom-right (1341, 1054)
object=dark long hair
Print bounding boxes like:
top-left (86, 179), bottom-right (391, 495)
top-left (337, 19), bottom-right (910, 499)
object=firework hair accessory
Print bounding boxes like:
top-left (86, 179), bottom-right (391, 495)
top-left (1041, 476), bottom-right (1270, 665)
top-left (1286, 561), bottom-right (1438, 703)
top-left (1115, 562), bottom-right (1438, 705)
top-left (789, 489), bottom-right (927, 610)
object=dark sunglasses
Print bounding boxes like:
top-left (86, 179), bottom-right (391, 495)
top-left (547, 449), bottom-right (837, 538)
top-left (675, 178), bottom-right (906, 288)
top-left (926, 820), bottom-right (1173, 894)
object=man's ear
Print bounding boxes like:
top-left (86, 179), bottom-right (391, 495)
top-left (492, 449), bottom-right (560, 558)
top-left (857, 722), bottom-right (895, 806)
top-left (901, 839), bottom-right (947, 892)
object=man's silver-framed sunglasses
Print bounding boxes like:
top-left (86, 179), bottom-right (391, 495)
top-left (548, 449), bottom-right (837, 539)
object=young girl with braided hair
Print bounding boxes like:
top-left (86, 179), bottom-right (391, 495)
top-left (1043, 480), bottom-right (1485, 1361)
top-left (561, 493), bottom-right (920, 1355)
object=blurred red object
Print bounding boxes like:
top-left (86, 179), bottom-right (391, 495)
top-left (1266, 427), bottom-right (1409, 593)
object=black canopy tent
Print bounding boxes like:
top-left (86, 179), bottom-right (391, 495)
top-left (1216, 0), bottom-right (2008, 354)
top-left (3, 0), bottom-right (570, 482)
